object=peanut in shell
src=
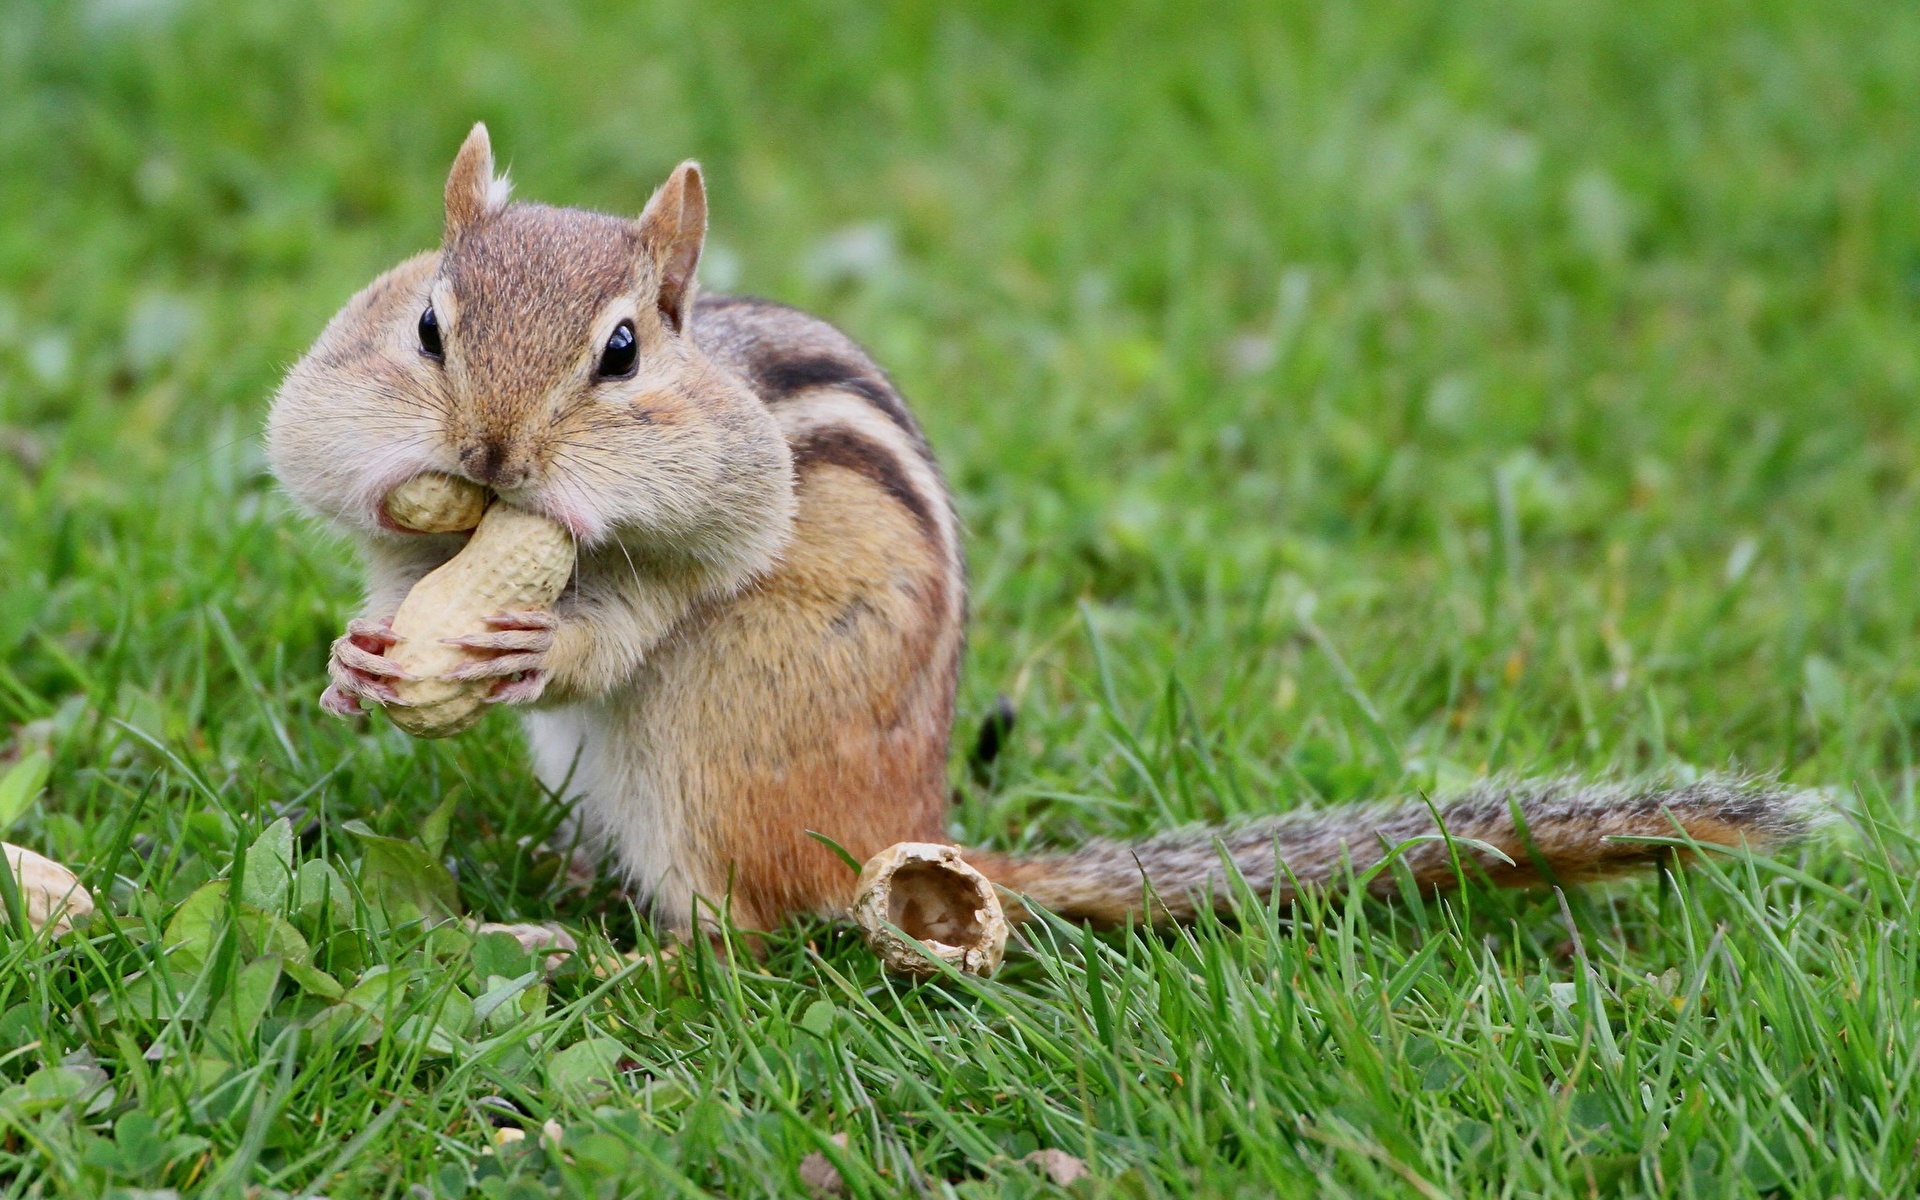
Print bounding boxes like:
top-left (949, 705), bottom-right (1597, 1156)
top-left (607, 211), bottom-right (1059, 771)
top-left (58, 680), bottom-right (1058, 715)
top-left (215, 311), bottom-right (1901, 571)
top-left (380, 476), bottom-right (575, 738)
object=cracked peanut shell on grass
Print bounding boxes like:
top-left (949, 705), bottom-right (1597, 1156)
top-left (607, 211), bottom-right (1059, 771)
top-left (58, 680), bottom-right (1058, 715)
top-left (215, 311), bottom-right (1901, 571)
top-left (851, 842), bottom-right (1007, 977)
top-left (4, 842), bottom-right (94, 936)
top-left (381, 475), bottom-right (576, 738)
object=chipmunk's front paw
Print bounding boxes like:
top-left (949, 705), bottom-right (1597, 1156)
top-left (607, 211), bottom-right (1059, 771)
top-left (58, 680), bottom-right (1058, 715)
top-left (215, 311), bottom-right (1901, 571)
top-left (322, 617), bottom-right (405, 716)
top-left (442, 610), bottom-right (558, 706)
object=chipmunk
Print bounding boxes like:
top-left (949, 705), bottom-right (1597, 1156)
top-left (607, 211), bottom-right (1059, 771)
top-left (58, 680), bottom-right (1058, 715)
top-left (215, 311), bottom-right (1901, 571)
top-left (267, 125), bottom-right (1824, 937)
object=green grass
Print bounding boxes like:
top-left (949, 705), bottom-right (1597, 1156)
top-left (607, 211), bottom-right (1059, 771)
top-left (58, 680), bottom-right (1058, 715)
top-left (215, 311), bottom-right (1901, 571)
top-left (3, 0), bottom-right (1920, 1194)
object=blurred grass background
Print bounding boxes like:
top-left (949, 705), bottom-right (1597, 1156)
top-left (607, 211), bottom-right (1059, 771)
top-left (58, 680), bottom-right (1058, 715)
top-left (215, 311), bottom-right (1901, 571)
top-left (2, 0), bottom-right (1920, 1195)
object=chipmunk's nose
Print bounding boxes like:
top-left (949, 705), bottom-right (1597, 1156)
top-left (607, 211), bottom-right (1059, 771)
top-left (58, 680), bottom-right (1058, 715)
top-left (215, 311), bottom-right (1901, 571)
top-left (459, 439), bottom-right (530, 489)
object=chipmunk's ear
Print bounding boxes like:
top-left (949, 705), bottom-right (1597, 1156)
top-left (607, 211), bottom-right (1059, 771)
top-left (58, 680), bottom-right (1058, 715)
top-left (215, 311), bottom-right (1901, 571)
top-left (445, 122), bottom-right (510, 239)
top-left (637, 161), bottom-right (706, 331)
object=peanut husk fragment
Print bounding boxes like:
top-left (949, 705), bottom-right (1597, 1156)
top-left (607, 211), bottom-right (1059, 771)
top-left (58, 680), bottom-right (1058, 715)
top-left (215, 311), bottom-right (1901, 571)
top-left (851, 843), bottom-right (1006, 977)
top-left (4, 842), bottom-right (94, 936)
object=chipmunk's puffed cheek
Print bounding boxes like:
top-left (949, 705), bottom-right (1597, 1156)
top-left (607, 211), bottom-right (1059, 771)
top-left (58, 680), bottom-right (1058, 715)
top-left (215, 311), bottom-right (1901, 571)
top-left (542, 497), bottom-right (605, 544)
top-left (506, 482), bottom-right (606, 546)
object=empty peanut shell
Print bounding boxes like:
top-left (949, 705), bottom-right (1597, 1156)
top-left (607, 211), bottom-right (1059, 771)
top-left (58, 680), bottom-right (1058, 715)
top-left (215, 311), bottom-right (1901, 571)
top-left (851, 843), bottom-right (1007, 977)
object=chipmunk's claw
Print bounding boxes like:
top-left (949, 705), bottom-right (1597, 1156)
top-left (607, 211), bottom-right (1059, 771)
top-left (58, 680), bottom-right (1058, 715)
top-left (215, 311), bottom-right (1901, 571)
top-left (484, 610), bottom-right (558, 631)
top-left (320, 682), bottom-right (367, 716)
top-left (441, 610), bottom-right (556, 704)
top-left (324, 616), bottom-right (405, 716)
top-left (485, 672), bottom-right (550, 705)
top-left (445, 652), bottom-right (546, 681)
top-left (345, 617), bottom-right (400, 648)
top-left (442, 629), bottom-right (551, 652)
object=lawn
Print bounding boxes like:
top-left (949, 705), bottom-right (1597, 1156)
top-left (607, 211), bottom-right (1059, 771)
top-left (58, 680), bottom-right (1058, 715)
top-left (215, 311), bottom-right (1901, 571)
top-left (3, 0), bottom-right (1920, 1194)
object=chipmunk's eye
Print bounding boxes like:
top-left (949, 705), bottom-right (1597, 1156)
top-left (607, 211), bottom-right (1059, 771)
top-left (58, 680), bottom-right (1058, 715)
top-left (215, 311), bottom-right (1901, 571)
top-left (597, 320), bottom-right (637, 379)
top-left (417, 305), bottom-right (444, 360)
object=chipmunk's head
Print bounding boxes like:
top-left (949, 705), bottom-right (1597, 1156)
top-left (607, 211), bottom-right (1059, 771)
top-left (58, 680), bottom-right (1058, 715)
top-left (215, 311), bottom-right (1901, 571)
top-left (268, 123), bottom-right (793, 576)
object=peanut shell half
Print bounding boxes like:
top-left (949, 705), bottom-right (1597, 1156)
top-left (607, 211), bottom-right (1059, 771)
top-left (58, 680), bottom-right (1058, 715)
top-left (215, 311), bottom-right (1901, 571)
top-left (851, 843), bottom-right (1007, 977)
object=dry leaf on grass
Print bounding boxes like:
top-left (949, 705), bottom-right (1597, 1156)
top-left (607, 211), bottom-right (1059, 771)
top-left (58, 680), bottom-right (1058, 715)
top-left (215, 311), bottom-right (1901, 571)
top-left (470, 920), bottom-right (578, 971)
top-left (799, 1131), bottom-right (849, 1197)
top-left (1022, 1148), bottom-right (1089, 1186)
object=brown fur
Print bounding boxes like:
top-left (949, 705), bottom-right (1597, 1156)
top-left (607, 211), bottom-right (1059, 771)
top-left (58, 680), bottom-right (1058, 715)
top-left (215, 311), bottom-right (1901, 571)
top-left (268, 126), bottom-right (1825, 939)
top-left (655, 465), bottom-right (957, 926)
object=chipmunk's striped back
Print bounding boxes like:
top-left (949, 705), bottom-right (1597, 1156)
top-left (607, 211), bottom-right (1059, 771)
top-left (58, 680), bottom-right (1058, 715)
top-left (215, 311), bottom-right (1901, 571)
top-left (696, 292), bottom-right (958, 585)
top-left (524, 293), bottom-right (967, 930)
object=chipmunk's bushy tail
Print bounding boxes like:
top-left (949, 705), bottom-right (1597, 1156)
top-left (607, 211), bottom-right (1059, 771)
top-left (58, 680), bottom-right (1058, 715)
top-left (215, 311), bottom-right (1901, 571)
top-left (964, 777), bottom-right (1829, 925)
